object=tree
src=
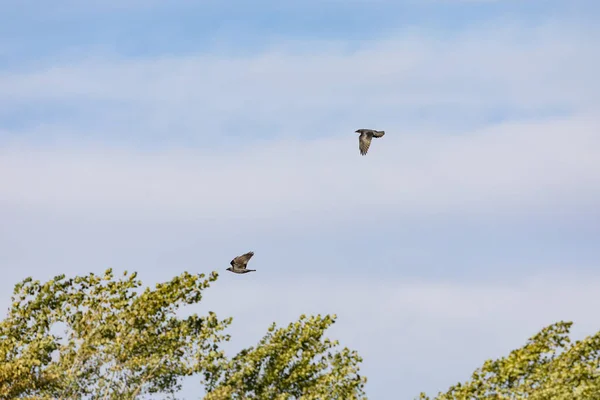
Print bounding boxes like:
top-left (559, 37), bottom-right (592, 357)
top-left (203, 314), bottom-right (366, 400)
top-left (0, 270), bottom-right (366, 399)
top-left (418, 321), bottom-right (600, 400)
top-left (0, 269), bottom-right (230, 399)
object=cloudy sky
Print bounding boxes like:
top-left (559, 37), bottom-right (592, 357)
top-left (1, 0), bottom-right (599, 398)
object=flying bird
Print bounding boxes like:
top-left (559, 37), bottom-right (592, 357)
top-left (355, 129), bottom-right (385, 155)
top-left (226, 251), bottom-right (256, 274)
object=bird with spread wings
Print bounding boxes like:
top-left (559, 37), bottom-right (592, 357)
top-left (226, 251), bottom-right (256, 274)
top-left (355, 129), bottom-right (385, 155)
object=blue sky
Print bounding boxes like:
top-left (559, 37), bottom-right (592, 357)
top-left (1, 0), bottom-right (600, 398)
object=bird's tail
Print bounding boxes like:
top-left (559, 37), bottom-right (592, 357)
top-left (247, 269), bottom-right (256, 272)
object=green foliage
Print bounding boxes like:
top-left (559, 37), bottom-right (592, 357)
top-left (0, 269), bottom-right (231, 399)
top-left (0, 270), bottom-right (367, 399)
top-left (203, 314), bottom-right (367, 400)
top-left (418, 321), bottom-right (600, 400)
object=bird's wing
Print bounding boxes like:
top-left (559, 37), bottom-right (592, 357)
top-left (230, 251), bottom-right (254, 269)
top-left (359, 133), bottom-right (372, 155)
top-left (372, 130), bottom-right (385, 138)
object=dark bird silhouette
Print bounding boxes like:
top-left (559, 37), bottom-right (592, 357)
top-left (226, 251), bottom-right (256, 274)
top-left (355, 129), bottom-right (385, 155)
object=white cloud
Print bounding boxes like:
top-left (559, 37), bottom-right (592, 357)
top-left (1, 112), bottom-right (599, 223)
top-left (1, 21), bottom-right (598, 225)
top-left (0, 20), bottom-right (598, 137)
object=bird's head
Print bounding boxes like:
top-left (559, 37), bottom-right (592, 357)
top-left (226, 267), bottom-right (233, 272)
top-left (355, 129), bottom-right (360, 133)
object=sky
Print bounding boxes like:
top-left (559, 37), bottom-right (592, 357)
top-left (1, 0), bottom-right (600, 398)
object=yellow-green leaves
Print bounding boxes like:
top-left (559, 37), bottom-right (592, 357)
top-left (0, 269), bottom-right (230, 399)
top-left (0, 270), bottom-right (367, 399)
top-left (418, 321), bottom-right (600, 400)
top-left (5, 271), bottom-right (597, 400)
top-left (204, 314), bottom-right (367, 400)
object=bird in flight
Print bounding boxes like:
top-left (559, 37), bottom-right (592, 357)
top-left (226, 251), bottom-right (256, 274)
top-left (355, 129), bottom-right (385, 155)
